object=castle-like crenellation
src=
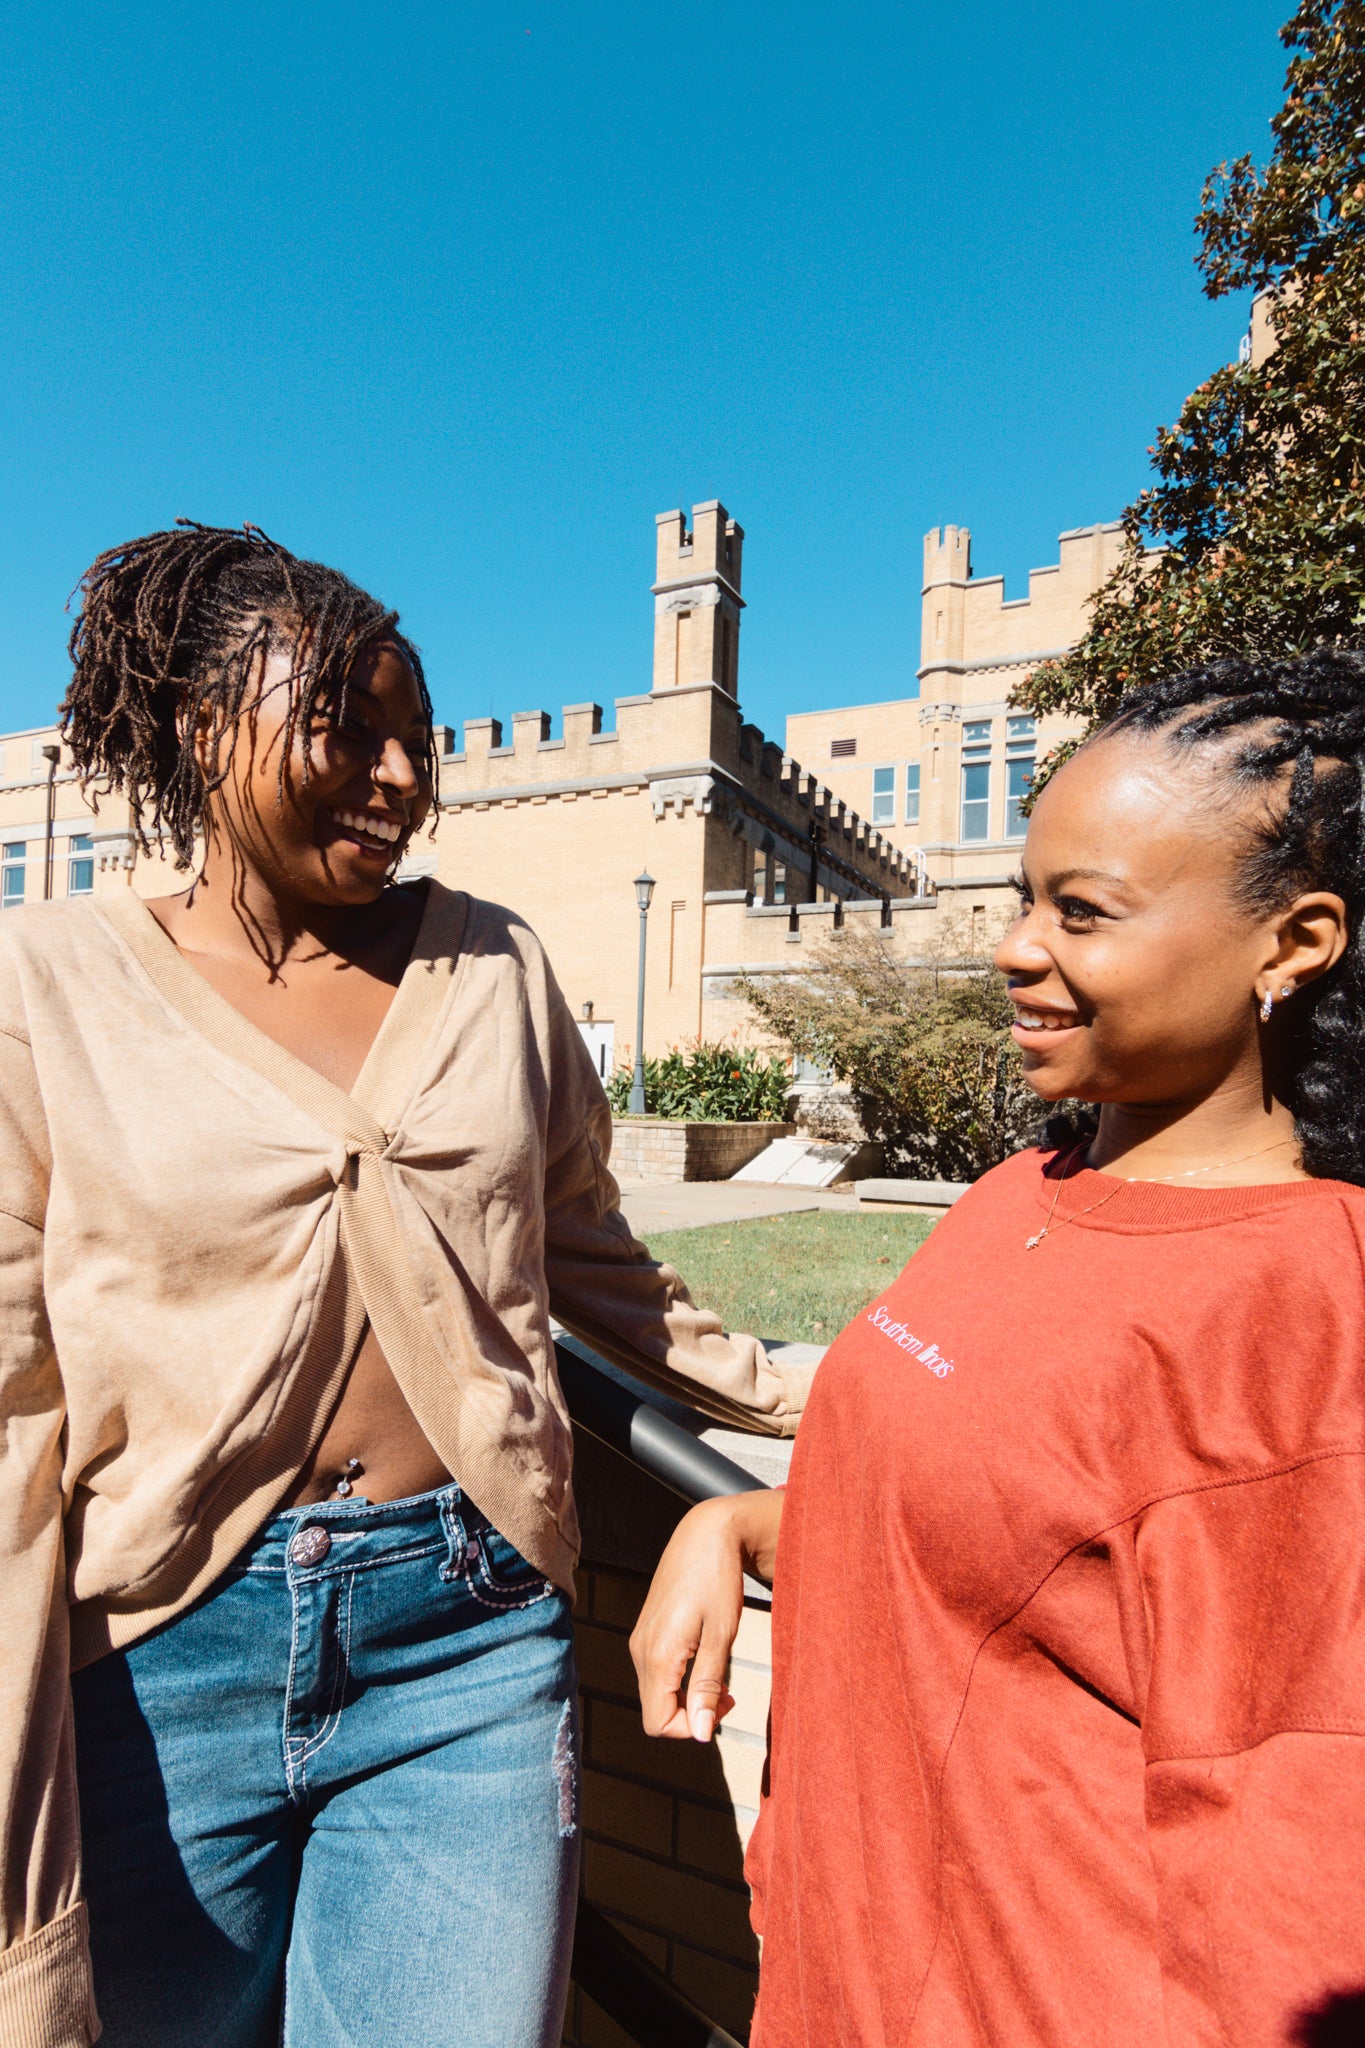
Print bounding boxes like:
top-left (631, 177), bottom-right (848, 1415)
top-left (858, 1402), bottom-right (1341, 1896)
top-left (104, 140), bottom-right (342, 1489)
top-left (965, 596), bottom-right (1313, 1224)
top-left (435, 681), bottom-right (922, 902)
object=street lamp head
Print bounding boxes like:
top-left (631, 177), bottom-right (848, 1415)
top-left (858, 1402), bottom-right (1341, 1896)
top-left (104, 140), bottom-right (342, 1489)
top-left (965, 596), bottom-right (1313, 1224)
top-left (40, 744), bottom-right (60, 765)
top-left (634, 869), bottom-right (656, 913)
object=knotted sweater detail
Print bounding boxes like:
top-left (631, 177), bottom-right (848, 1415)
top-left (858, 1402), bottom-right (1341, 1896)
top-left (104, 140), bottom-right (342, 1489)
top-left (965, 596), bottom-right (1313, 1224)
top-left (0, 881), bottom-right (810, 2047)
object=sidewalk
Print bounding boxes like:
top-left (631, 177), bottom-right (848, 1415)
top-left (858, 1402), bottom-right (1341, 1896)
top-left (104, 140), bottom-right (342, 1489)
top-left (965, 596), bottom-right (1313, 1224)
top-left (614, 1176), bottom-right (861, 1238)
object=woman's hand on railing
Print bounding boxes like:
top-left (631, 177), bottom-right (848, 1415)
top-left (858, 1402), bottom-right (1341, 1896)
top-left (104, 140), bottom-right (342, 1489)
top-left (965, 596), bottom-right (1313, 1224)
top-left (630, 1489), bottom-right (784, 1743)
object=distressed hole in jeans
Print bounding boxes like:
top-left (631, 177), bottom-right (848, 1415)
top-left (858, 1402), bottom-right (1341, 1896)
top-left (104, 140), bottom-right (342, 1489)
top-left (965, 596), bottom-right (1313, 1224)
top-left (552, 1700), bottom-right (577, 1837)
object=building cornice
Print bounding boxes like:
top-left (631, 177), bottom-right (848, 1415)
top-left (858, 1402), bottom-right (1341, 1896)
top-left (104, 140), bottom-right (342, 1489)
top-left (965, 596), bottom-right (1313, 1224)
top-left (916, 649), bottom-right (1071, 682)
top-left (650, 572), bottom-right (745, 607)
top-left (0, 770), bottom-right (80, 796)
top-left (930, 873), bottom-right (1020, 889)
top-left (438, 755), bottom-right (915, 894)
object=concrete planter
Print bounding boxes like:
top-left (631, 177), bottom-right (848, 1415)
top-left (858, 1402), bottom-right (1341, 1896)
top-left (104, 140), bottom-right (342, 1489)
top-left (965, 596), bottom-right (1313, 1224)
top-left (855, 1176), bottom-right (971, 1214)
top-left (611, 1118), bottom-right (797, 1184)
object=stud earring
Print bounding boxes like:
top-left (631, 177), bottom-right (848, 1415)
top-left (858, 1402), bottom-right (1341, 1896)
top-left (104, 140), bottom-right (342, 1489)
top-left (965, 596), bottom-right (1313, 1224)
top-left (1282, 977), bottom-right (1296, 997)
top-left (1259, 989), bottom-right (1275, 1022)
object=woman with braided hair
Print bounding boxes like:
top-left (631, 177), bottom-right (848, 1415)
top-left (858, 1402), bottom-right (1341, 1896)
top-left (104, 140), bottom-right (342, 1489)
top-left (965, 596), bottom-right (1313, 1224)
top-left (0, 524), bottom-right (808, 2048)
top-left (633, 650), bottom-right (1365, 2048)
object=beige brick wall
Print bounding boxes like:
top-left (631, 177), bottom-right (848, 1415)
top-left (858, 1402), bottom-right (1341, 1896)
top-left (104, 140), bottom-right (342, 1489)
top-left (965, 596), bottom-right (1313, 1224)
top-left (698, 891), bottom-right (1009, 1045)
top-left (786, 520), bottom-right (1126, 891)
top-left (0, 727), bottom-right (198, 909)
top-left (428, 660), bottom-right (915, 1068)
top-left (565, 1563), bottom-right (771, 2047)
top-left (0, 729), bottom-right (133, 906)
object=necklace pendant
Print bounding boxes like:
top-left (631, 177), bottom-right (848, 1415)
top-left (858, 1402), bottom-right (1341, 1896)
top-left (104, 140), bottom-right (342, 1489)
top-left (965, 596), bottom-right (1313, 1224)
top-left (1025, 1233), bottom-right (1044, 1250)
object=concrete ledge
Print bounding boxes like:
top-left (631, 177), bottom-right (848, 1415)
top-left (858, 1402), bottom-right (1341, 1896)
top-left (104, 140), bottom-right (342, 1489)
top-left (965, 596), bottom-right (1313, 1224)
top-left (856, 1176), bottom-right (971, 1212)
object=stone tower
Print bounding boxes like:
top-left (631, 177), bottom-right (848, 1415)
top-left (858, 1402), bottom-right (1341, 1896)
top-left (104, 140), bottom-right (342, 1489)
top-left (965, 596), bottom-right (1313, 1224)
top-left (652, 501), bottom-right (744, 696)
top-left (918, 522), bottom-right (973, 707)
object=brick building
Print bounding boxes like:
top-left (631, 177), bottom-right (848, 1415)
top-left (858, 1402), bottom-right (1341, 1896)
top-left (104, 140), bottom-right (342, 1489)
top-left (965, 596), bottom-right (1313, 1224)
top-left (786, 518), bottom-right (1125, 910)
top-left (0, 501), bottom-right (1117, 1081)
top-left (424, 501), bottom-right (922, 1073)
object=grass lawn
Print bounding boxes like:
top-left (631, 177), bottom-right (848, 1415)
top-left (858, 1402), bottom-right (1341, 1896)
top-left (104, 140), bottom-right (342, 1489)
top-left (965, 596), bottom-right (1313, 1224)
top-left (645, 1208), bottom-right (938, 1346)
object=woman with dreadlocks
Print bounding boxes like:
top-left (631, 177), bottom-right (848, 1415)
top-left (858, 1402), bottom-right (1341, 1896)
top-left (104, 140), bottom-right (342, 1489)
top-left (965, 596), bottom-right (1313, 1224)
top-left (0, 524), bottom-right (807, 2048)
top-left (633, 651), bottom-right (1365, 2048)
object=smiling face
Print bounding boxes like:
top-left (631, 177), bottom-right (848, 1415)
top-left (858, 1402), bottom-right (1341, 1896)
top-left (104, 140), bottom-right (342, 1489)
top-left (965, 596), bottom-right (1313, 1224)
top-left (995, 728), bottom-right (1347, 1111)
top-left (200, 634), bottom-right (434, 909)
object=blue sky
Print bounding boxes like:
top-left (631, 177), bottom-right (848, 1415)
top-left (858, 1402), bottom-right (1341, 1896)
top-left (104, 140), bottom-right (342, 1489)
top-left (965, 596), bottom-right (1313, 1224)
top-left (0, 0), bottom-right (1287, 745)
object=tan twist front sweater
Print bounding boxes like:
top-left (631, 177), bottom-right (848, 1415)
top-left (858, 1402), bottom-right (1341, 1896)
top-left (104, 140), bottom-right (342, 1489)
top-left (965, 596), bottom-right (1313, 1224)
top-left (0, 881), bottom-right (811, 2046)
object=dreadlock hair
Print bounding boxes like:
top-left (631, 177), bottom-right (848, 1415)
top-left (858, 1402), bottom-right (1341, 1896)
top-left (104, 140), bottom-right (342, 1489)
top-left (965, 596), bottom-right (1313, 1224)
top-left (1042, 649), bottom-right (1365, 1185)
top-left (62, 521), bottom-right (436, 869)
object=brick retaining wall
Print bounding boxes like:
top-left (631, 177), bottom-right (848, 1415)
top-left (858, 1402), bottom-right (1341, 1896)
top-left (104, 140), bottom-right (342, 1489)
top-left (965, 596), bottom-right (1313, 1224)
top-left (610, 1119), bottom-right (795, 1184)
top-left (564, 1562), bottom-right (770, 2046)
top-left (559, 1378), bottom-right (802, 2047)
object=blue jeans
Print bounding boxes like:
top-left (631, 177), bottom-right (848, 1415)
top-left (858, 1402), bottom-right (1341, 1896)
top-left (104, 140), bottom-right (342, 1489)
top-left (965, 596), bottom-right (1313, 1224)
top-left (71, 1485), bottom-right (580, 2048)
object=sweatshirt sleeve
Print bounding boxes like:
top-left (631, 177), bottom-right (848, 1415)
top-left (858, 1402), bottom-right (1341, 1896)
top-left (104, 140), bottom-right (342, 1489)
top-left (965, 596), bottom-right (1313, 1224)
top-left (1138, 1458), bottom-right (1365, 2047)
top-left (0, 1008), bottom-right (98, 2046)
top-left (537, 977), bottom-right (812, 1436)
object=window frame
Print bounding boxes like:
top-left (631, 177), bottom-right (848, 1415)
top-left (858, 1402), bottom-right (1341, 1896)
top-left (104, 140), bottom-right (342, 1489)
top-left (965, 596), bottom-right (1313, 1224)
top-left (904, 762), bottom-right (921, 827)
top-left (1004, 757), bottom-right (1034, 839)
top-left (870, 765), bottom-right (896, 826)
top-left (67, 833), bottom-right (94, 897)
top-left (960, 760), bottom-right (991, 841)
top-left (2, 841), bottom-right (26, 910)
top-left (1004, 716), bottom-right (1036, 840)
top-left (959, 720), bottom-right (993, 842)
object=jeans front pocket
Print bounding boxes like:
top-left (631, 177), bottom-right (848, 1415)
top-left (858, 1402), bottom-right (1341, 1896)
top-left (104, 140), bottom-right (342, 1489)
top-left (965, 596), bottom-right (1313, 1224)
top-left (464, 1522), bottom-right (555, 1612)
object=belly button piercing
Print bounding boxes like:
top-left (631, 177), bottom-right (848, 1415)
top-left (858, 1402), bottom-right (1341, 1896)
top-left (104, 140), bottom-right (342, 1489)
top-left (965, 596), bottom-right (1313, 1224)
top-left (333, 1458), bottom-right (362, 1499)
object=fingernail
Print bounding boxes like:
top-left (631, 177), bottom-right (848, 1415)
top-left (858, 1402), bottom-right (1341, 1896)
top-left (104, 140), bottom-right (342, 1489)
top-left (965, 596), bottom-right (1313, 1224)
top-left (691, 1708), bottom-right (715, 1743)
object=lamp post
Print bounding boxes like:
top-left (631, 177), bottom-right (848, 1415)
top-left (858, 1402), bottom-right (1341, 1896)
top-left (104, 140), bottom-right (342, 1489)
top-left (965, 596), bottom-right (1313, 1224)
top-left (628, 869), bottom-right (655, 1115)
top-left (40, 744), bottom-right (59, 901)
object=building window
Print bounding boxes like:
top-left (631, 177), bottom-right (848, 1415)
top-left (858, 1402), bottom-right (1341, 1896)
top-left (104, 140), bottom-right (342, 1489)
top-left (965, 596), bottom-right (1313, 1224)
top-left (905, 763), bottom-right (921, 827)
top-left (830, 737), bottom-right (857, 759)
top-left (68, 834), bottom-right (94, 896)
top-left (870, 766), bottom-right (895, 824)
top-left (1005, 716), bottom-right (1036, 839)
top-left (2, 843), bottom-right (25, 909)
top-left (961, 721), bottom-right (992, 842)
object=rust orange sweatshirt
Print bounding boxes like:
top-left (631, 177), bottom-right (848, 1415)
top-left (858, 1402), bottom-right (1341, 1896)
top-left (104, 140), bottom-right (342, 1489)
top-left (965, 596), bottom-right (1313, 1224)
top-left (747, 1147), bottom-right (1365, 2047)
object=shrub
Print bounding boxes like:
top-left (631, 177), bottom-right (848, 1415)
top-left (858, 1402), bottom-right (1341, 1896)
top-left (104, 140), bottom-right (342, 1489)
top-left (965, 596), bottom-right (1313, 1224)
top-left (737, 915), bottom-right (1049, 1181)
top-left (606, 1040), bottom-right (792, 1122)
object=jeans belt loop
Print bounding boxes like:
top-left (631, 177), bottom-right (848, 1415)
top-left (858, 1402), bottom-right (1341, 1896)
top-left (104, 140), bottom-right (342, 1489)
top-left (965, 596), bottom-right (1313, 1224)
top-left (438, 1485), bottom-right (468, 1582)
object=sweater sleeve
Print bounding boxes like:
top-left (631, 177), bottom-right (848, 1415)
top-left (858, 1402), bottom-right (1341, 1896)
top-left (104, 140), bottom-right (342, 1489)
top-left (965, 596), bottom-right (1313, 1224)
top-left (1139, 1458), bottom-right (1365, 2046)
top-left (537, 980), bottom-right (812, 1435)
top-left (0, 1013), bottom-right (99, 2046)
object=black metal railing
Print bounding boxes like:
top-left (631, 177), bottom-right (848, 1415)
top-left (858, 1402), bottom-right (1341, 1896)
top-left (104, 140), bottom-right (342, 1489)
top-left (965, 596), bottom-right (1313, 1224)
top-left (554, 1341), bottom-right (767, 1506)
top-left (556, 1338), bottom-right (765, 2048)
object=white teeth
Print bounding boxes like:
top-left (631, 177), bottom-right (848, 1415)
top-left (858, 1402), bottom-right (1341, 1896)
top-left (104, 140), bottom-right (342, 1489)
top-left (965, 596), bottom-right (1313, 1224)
top-left (1017, 1012), bottom-right (1076, 1032)
top-left (333, 808), bottom-right (401, 844)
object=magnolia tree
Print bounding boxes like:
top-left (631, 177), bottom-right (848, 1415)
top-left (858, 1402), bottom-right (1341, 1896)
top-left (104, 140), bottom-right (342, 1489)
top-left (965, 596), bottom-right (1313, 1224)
top-left (1017, 0), bottom-right (1365, 764)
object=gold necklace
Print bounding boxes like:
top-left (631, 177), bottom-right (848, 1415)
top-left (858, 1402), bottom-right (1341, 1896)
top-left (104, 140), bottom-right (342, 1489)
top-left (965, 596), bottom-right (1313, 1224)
top-left (1025, 1136), bottom-right (1295, 1250)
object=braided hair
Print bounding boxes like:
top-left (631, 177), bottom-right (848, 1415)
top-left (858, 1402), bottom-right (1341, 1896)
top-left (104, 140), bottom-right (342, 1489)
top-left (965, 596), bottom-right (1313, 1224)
top-left (1044, 650), bottom-right (1365, 1184)
top-left (62, 521), bottom-right (436, 868)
